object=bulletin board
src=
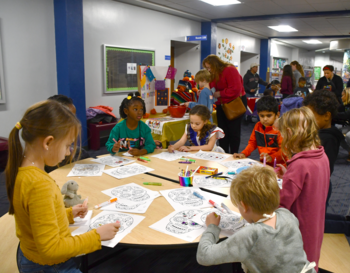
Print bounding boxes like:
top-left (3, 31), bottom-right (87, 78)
top-left (103, 45), bottom-right (155, 93)
top-left (314, 67), bottom-right (321, 80)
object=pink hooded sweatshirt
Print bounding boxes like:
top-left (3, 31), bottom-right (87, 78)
top-left (280, 147), bottom-right (330, 272)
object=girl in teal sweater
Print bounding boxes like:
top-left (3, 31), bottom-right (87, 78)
top-left (106, 93), bottom-right (156, 156)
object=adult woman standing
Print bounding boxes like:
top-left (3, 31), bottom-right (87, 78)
top-left (202, 55), bottom-right (247, 154)
top-left (291, 60), bottom-right (305, 85)
top-left (280, 64), bottom-right (295, 100)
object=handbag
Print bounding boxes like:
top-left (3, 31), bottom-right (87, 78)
top-left (219, 95), bottom-right (246, 120)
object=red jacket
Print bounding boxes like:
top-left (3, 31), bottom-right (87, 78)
top-left (210, 66), bottom-right (246, 104)
top-left (280, 147), bottom-right (330, 272)
top-left (241, 121), bottom-right (286, 166)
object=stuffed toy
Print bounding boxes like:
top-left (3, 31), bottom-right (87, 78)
top-left (61, 180), bottom-right (85, 208)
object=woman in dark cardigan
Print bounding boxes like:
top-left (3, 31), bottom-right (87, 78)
top-left (202, 55), bottom-right (247, 154)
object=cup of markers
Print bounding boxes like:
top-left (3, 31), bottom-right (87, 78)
top-left (178, 172), bottom-right (193, 187)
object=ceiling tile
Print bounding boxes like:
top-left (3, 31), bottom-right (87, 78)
top-left (280, 4), bottom-right (316, 13)
top-left (306, 0), bottom-right (340, 3)
top-left (271, 0), bottom-right (308, 5)
top-left (311, 3), bottom-right (347, 11)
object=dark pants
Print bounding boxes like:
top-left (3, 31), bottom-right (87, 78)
top-left (282, 94), bottom-right (289, 100)
top-left (216, 95), bottom-right (247, 154)
top-left (325, 213), bottom-right (350, 236)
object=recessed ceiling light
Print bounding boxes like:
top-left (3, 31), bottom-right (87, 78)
top-left (302, 40), bottom-right (322, 44)
top-left (268, 25), bottom-right (298, 32)
top-left (200, 0), bottom-right (241, 6)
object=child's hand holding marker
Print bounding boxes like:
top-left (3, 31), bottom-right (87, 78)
top-left (260, 153), bottom-right (272, 163)
top-left (206, 212), bottom-right (221, 226)
top-left (112, 138), bottom-right (121, 153)
top-left (275, 164), bottom-right (287, 179)
top-left (96, 221), bottom-right (120, 241)
top-left (168, 145), bottom-right (175, 153)
top-left (72, 202), bottom-right (88, 219)
top-left (232, 153), bottom-right (246, 159)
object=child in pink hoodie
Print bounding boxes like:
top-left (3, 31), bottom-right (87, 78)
top-left (276, 107), bottom-right (330, 272)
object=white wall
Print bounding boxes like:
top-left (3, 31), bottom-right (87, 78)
top-left (240, 52), bottom-right (260, 75)
top-left (270, 42), bottom-right (293, 68)
top-left (0, 0), bottom-right (57, 137)
top-left (83, 0), bottom-right (201, 116)
top-left (315, 52), bottom-right (343, 73)
top-left (298, 49), bottom-right (316, 68)
top-left (216, 27), bottom-right (260, 74)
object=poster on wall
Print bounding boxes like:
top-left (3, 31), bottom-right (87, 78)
top-left (314, 67), bottom-right (321, 81)
top-left (342, 50), bottom-right (350, 86)
top-left (217, 38), bottom-right (235, 63)
top-left (155, 89), bottom-right (169, 106)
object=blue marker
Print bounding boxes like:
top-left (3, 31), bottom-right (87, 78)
top-left (193, 191), bottom-right (205, 200)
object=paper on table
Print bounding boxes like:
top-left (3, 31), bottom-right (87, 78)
top-left (192, 175), bottom-right (233, 188)
top-left (101, 193), bottom-right (161, 214)
top-left (123, 151), bottom-right (134, 157)
top-left (67, 164), bottom-right (105, 177)
top-left (72, 211), bottom-right (145, 248)
top-left (219, 158), bottom-right (262, 173)
top-left (70, 210), bottom-right (93, 227)
top-left (151, 151), bottom-right (189, 162)
top-left (160, 188), bottom-right (224, 211)
top-left (91, 155), bottom-right (135, 168)
top-left (102, 183), bottom-right (159, 203)
top-left (192, 208), bottom-right (247, 237)
top-left (149, 209), bottom-right (206, 242)
top-left (188, 150), bottom-right (231, 162)
top-left (103, 163), bottom-right (154, 179)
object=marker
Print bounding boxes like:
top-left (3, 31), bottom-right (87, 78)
top-left (214, 212), bottom-right (219, 218)
top-left (193, 191), bottom-right (205, 200)
top-left (82, 197), bottom-right (88, 207)
top-left (143, 182), bottom-right (162, 186)
top-left (206, 172), bottom-right (223, 179)
top-left (212, 177), bottom-right (227, 180)
top-left (273, 158), bottom-right (277, 169)
top-left (221, 203), bottom-right (233, 214)
top-left (179, 161), bottom-right (192, 164)
top-left (192, 166), bottom-right (201, 176)
top-left (113, 138), bottom-right (118, 144)
top-left (140, 156), bottom-right (150, 161)
top-left (137, 158), bottom-right (148, 163)
top-left (94, 198), bottom-right (118, 209)
top-left (263, 155), bottom-right (266, 166)
top-left (180, 158), bottom-right (195, 162)
top-left (228, 172), bottom-right (236, 175)
top-left (209, 200), bottom-right (227, 214)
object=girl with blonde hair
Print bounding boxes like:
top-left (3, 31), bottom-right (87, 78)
top-left (276, 107), bottom-right (330, 272)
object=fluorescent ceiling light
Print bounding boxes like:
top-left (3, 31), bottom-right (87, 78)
top-left (302, 40), bottom-right (322, 44)
top-left (200, 0), bottom-right (241, 6)
top-left (268, 25), bottom-right (298, 32)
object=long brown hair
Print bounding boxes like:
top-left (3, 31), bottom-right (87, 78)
top-left (5, 100), bottom-right (81, 215)
top-left (189, 105), bottom-right (215, 140)
top-left (281, 64), bottom-right (296, 90)
top-left (278, 107), bottom-right (320, 159)
top-left (291, 60), bottom-right (305, 77)
top-left (202, 54), bottom-right (232, 82)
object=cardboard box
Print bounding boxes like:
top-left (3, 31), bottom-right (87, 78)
top-left (196, 166), bottom-right (218, 175)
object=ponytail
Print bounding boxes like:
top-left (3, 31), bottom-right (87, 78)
top-left (291, 61), bottom-right (305, 77)
top-left (5, 125), bottom-right (24, 215)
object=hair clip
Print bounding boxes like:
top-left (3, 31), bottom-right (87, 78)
top-left (127, 96), bottom-right (132, 100)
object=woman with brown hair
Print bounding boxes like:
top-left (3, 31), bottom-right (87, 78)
top-left (280, 64), bottom-right (295, 99)
top-left (202, 54), bottom-right (247, 153)
top-left (291, 60), bottom-right (305, 84)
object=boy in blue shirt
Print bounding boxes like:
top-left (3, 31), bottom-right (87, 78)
top-left (184, 69), bottom-right (215, 122)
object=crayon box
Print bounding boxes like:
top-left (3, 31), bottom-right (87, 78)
top-left (196, 166), bottom-right (218, 175)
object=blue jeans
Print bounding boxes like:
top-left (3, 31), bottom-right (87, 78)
top-left (17, 246), bottom-right (81, 273)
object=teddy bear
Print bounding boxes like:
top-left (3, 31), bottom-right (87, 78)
top-left (61, 180), bottom-right (85, 208)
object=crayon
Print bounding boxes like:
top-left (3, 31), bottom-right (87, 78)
top-left (143, 182), bottom-right (162, 186)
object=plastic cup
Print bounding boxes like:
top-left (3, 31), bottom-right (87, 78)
top-left (178, 172), bottom-right (193, 187)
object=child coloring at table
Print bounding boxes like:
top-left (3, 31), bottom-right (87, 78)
top-left (233, 96), bottom-right (286, 166)
top-left (106, 92), bottom-right (156, 156)
top-left (276, 107), bottom-right (330, 272)
top-left (197, 166), bottom-right (316, 273)
top-left (168, 105), bottom-right (224, 152)
top-left (6, 100), bottom-right (120, 272)
top-left (183, 69), bottom-right (215, 122)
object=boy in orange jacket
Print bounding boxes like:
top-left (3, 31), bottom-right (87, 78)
top-left (233, 96), bottom-right (286, 166)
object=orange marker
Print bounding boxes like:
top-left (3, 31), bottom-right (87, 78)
top-left (94, 198), bottom-right (118, 209)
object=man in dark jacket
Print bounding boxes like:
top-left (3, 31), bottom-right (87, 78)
top-left (243, 63), bottom-right (268, 97)
top-left (315, 65), bottom-right (343, 103)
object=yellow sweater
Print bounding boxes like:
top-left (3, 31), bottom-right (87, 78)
top-left (13, 166), bottom-right (101, 265)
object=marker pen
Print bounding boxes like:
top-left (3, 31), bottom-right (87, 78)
top-left (137, 158), bottom-right (148, 163)
top-left (221, 203), bottom-right (233, 214)
top-left (143, 182), bottom-right (162, 186)
top-left (95, 198), bottom-right (118, 209)
top-left (193, 191), bottom-right (205, 200)
top-left (140, 156), bottom-right (150, 161)
top-left (209, 200), bottom-right (227, 214)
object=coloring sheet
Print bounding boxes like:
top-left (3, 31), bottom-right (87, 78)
top-left (103, 163), bottom-right (154, 179)
top-left (91, 155), bottom-right (134, 168)
top-left (192, 175), bottom-right (233, 188)
top-left (277, 178), bottom-right (283, 189)
top-left (101, 193), bottom-right (160, 214)
top-left (72, 211), bottom-right (145, 248)
top-left (67, 164), bottom-right (105, 177)
top-left (220, 159), bottom-right (262, 173)
top-left (70, 210), bottom-right (93, 227)
top-left (149, 209), bottom-right (206, 242)
top-left (123, 151), bottom-right (134, 157)
top-left (192, 208), bottom-right (247, 237)
top-left (102, 183), bottom-right (159, 203)
top-left (188, 150), bottom-right (231, 162)
top-left (151, 151), bottom-right (189, 161)
top-left (160, 188), bottom-right (224, 211)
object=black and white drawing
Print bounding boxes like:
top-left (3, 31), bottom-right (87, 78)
top-left (220, 159), bottom-right (262, 173)
top-left (189, 150), bottom-right (231, 162)
top-left (103, 163), bottom-right (154, 179)
top-left (192, 176), bottom-right (233, 188)
top-left (91, 155), bottom-right (134, 167)
top-left (151, 151), bottom-right (189, 161)
top-left (67, 164), bottom-right (105, 177)
top-left (149, 209), bottom-right (207, 242)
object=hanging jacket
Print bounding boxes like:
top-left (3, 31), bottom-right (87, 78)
top-left (90, 105), bottom-right (116, 118)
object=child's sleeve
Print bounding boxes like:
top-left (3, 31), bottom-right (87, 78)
top-left (105, 125), bottom-right (120, 154)
top-left (142, 123), bottom-right (156, 154)
top-left (241, 125), bottom-right (258, 157)
top-left (279, 177), bottom-right (302, 210)
top-left (65, 207), bottom-right (74, 224)
top-left (197, 224), bottom-right (254, 266)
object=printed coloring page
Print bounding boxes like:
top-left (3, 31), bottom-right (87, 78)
top-left (103, 163), bottom-right (154, 179)
top-left (67, 164), bottom-right (105, 177)
top-left (192, 175), bottom-right (233, 188)
top-left (91, 155), bottom-right (134, 168)
top-left (220, 159), bottom-right (262, 173)
top-left (188, 150), bottom-right (231, 162)
top-left (151, 151), bottom-right (189, 161)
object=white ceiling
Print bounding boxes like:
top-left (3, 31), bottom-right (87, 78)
top-left (114, 0), bottom-right (350, 50)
